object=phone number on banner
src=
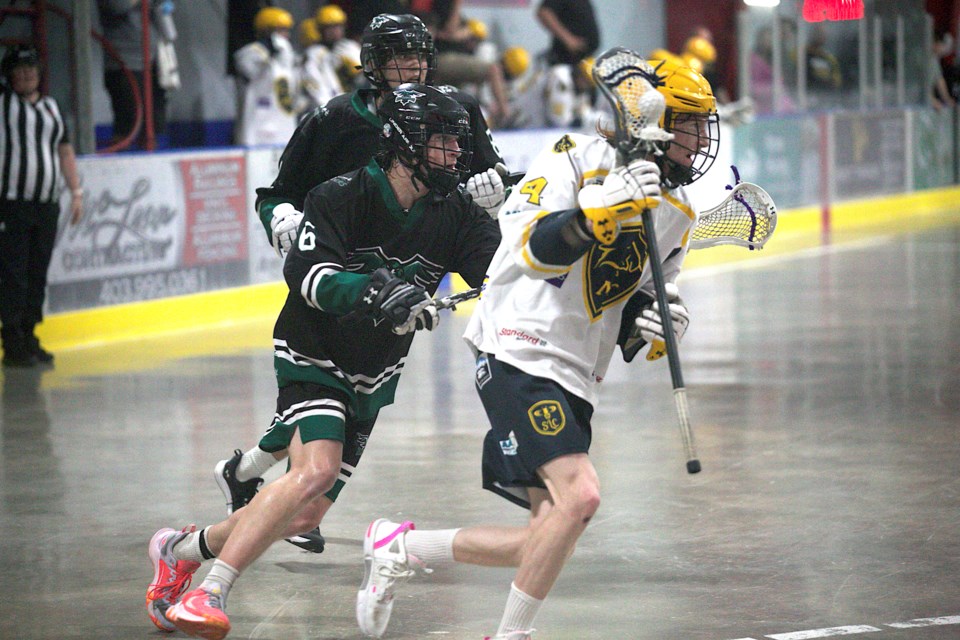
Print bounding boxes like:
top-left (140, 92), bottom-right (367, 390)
top-left (99, 268), bottom-right (208, 306)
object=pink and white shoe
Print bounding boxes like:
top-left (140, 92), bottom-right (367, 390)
top-left (356, 518), bottom-right (421, 638)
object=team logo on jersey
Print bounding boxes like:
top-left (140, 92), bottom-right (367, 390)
top-left (553, 134), bottom-right (576, 153)
top-left (275, 78), bottom-right (295, 114)
top-left (394, 88), bottom-right (425, 106)
top-left (499, 430), bottom-right (519, 456)
top-left (475, 353), bottom-right (492, 389)
top-left (528, 400), bottom-right (565, 436)
top-left (347, 248), bottom-right (445, 290)
top-left (583, 225), bottom-right (647, 319)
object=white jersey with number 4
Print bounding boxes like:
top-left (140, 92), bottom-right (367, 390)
top-left (464, 132), bottom-right (697, 407)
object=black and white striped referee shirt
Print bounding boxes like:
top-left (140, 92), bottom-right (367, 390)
top-left (0, 86), bottom-right (68, 203)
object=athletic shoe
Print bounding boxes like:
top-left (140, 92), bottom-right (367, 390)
top-left (285, 527), bottom-right (326, 553)
top-left (483, 631), bottom-right (536, 640)
top-left (146, 527), bottom-right (201, 632)
top-left (166, 585), bottom-right (231, 640)
top-left (214, 449), bottom-right (263, 514)
top-left (356, 518), bottom-right (422, 638)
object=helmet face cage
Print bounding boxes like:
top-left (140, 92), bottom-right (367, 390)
top-left (652, 61), bottom-right (720, 188)
top-left (380, 85), bottom-right (473, 196)
top-left (659, 109), bottom-right (720, 188)
top-left (361, 15), bottom-right (435, 91)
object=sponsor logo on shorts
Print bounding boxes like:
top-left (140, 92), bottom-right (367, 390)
top-left (527, 400), bottom-right (565, 436)
top-left (499, 327), bottom-right (547, 347)
top-left (500, 430), bottom-right (518, 455)
top-left (476, 353), bottom-right (492, 389)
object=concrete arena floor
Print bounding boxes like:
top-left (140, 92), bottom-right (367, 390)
top-left (1, 226), bottom-right (959, 640)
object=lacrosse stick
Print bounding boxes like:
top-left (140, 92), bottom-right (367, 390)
top-left (594, 47), bottom-right (701, 474)
top-left (338, 284), bottom-right (483, 325)
top-left (691, 168), bottom-right (777, 251)
top-left (434, 285), bottom-right (484, 311)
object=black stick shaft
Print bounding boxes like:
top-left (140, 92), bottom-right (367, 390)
top-left (640, 208), bottom-right (701, 474)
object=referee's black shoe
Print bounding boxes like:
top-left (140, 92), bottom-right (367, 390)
top-left (2, 350), bottom-right (36, 367)
top-left (26, 336), bottom-right (54, 365)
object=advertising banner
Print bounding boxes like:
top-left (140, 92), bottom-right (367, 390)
top-left (47, 151), bottom-right (250, 313)
top-left (833, 111), bottom-right (907, 199)
top-left (246, 148), bottom-right (286, 284)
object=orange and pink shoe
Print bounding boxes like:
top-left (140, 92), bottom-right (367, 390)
top-left (146, 526), bottom-right (201, 632)
top-left (166, 585), bottom-right (231, 640)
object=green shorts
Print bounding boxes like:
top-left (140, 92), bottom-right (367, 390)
top-left (259, 381), bottom-right (377, 502)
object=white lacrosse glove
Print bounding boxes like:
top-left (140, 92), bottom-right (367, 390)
top-left (636, 282), bottom-right (689, 361)
top-left (577, 159), bottom-right (662, 244)
top-left (621, 283), bottom-right (689, 362)
top-left (465, 164), bottom-right (506, 219)
top-left (392, 299), bottom-right (440, 335)
top-left (270, 202), bottom-right (303, 258)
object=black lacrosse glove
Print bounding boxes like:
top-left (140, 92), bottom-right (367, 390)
top-left (355, 268), bottom-right (439, 335)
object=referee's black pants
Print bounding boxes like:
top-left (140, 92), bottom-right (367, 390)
top-left (0, 199), bottom-right (59, 352)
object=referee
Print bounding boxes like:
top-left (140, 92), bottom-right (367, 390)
top-left (0, 45), bottom-right (83, 367)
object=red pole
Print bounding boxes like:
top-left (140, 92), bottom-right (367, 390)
top-left (141, 0), bottom-right (155, 151)
top-left (819, 112), bottom-right (831, 243)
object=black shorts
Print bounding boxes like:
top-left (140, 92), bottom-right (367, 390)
top-left (258, 381), bottom-right (377, 502)
top-left (475, 353), bottom-right (593, 510)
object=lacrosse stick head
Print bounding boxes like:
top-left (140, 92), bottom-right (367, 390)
top-left (691, 182), bottom-right (778, 250)
top-left (652, 58), bottom-right (720, 189)
top-left (592, 47), bottom-right (672, 163)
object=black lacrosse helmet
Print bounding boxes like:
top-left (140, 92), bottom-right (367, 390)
top-left (379, 83), bottom-right (473, 196)
top-left (1, 45), bottom-right (41, 80)
top-left (360, 14), bottom-right (435, 91)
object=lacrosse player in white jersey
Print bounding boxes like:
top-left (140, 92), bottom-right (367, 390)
top-left (356, 50), bottom-right (720, 640)
top-left (233, 7), bottom-right (301, 145)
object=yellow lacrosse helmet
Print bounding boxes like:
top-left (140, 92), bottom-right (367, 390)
top-left (254, 7), bottom-right (294, 32)
top-left (683, 36), bottom-right (717, 65)
top-left (681, 52), bottom-right (704, 73)
top-left (466, 18), bottom-right (488, 40)
top-left (299, 19), bottom-right (321, 47)
top-left (501, 46), bottom-right (529, 79)
top-left (649, 58), bottom-right (719, 187)
top-left (578, 56), bottom-right (595, 82)
top-left (652, 57), bottom-right (717, 115)
top-left (648, 48), bottom-right (684, 68)
top-left (317, 5), bottom-right (347, 27)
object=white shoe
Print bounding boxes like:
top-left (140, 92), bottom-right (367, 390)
top-left (356, 518), bottom-right (421, 638)
top-left (483, 631), bottom-right (536, 640)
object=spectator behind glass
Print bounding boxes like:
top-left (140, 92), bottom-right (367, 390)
top-left (536, 0), bottom-right (600, 66)
top-left (97, 0), bottom-right (173, 149)
top-left (0, 46), bottom-right (83, 367)
top-left (423, 3), bottom-right (512, 126)
top-left (931, 31), bottom-right (957, 110)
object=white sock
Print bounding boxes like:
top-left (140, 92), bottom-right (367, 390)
top-left (404, 528), bottom-right (460, 565)
top-left (172, 526), bottom-right (214, 563)
top-left (496, 582), bottom-right (542, 636)
top-left (236, 447), bottom-right (277, 481)
top-left (200, 559), bottom-right (240, 601)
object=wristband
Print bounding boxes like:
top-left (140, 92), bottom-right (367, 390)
top-left (72, 188), bottom-right (83, 197)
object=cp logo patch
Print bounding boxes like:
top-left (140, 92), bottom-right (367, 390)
top-left (527, 400), bottom-right (565, 436)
